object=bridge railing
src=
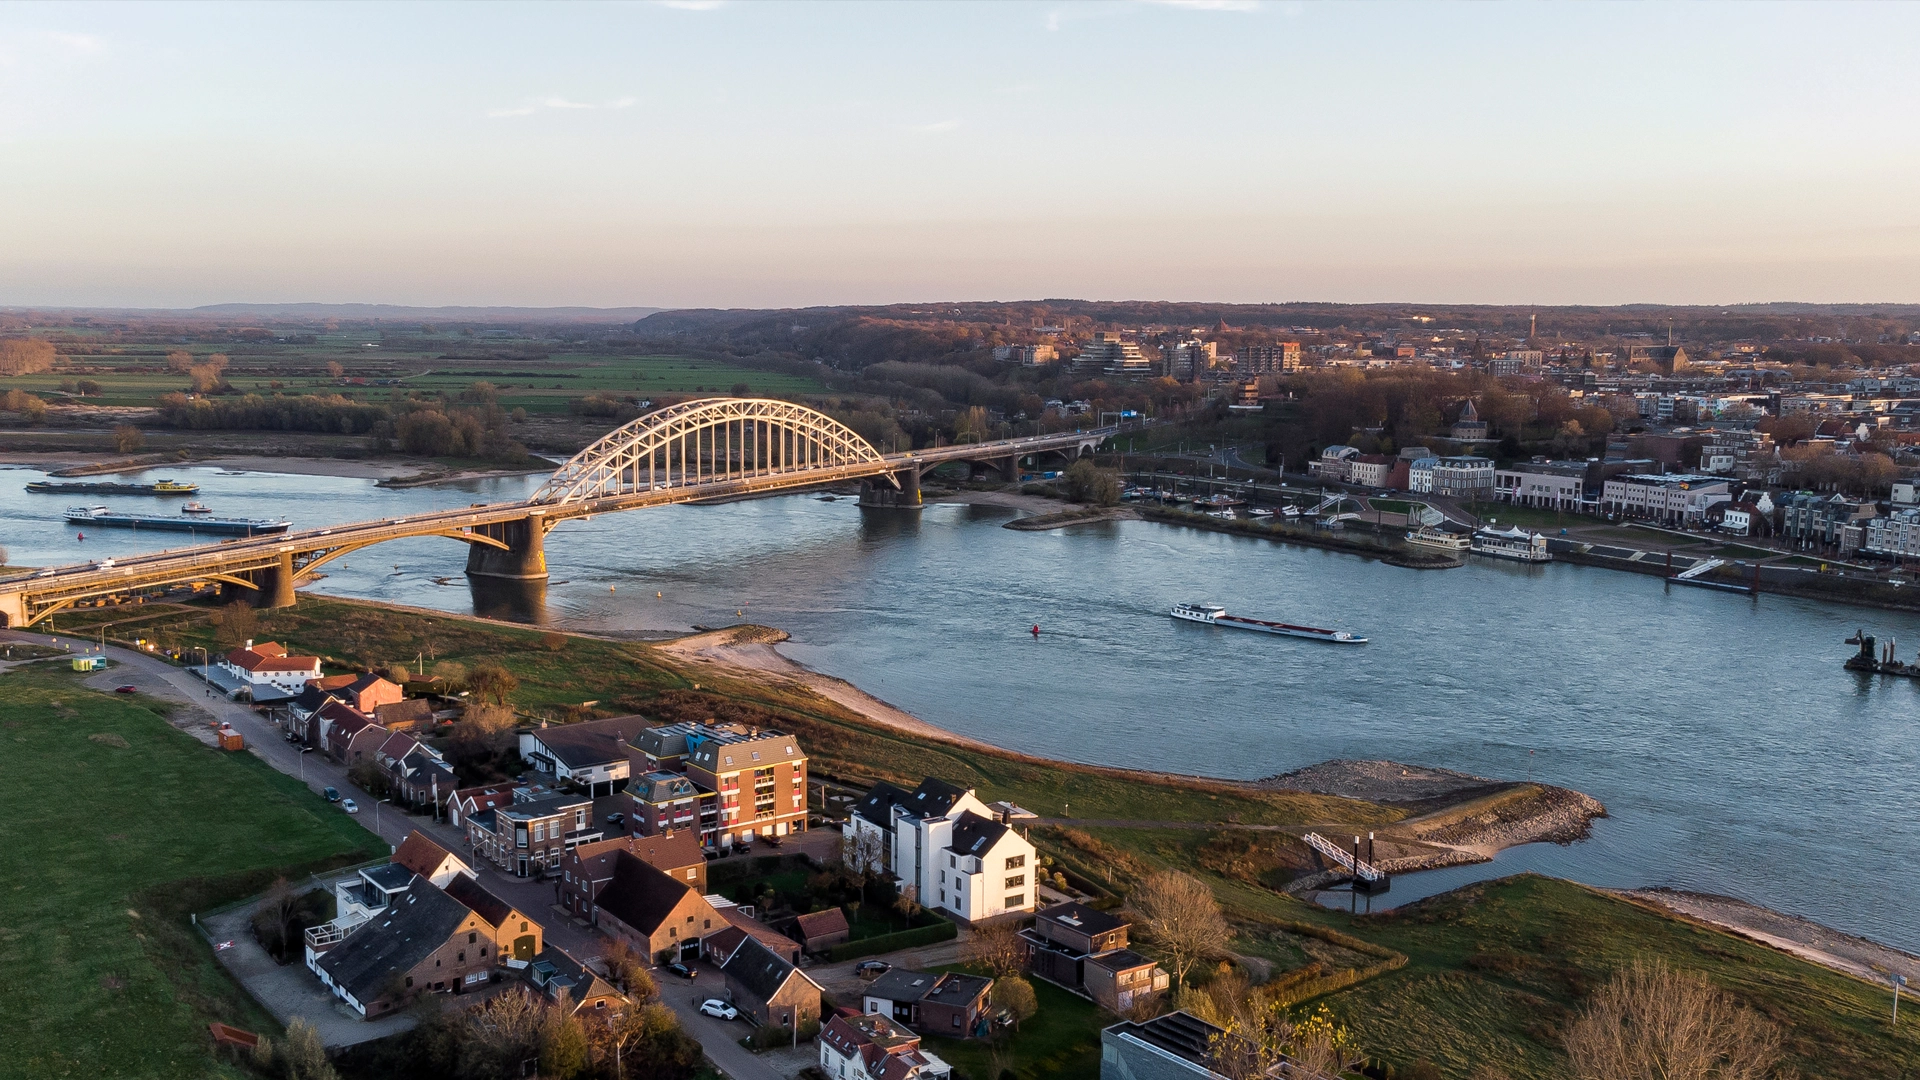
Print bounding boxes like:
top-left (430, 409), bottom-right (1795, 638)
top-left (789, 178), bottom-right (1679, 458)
top-left (1303, 831), bottom-right (1387, 883)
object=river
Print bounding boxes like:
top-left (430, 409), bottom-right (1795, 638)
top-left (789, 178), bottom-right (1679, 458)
top-left (6, 462), bottom-right (1919, 952)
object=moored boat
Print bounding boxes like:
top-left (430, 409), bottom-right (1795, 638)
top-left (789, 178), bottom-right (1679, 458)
top-left (1169, 602), bottom-right (1367, 643)
top-left (1471, 525), bottom-right (1551, 562)
top-left (1404, 525), bottom-right (1470, 553)
top-left (28, 478), bottom-right (200, 496)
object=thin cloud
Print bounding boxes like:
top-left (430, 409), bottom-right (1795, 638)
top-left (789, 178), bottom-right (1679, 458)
top-left (1146, 0), bottom-right (1261, 10)
top-left (486, 96), bottom-right (638, 119)
top-left (913, 119), bottom-right (961, 133)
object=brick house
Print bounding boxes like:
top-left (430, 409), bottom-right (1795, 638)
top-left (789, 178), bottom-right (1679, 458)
top-left (628, 771), bottom-right (702, 837)
top-left (307, 877), bottom-right (504, 1019)
top-left (818, 1013), bottom-right (953, 1080)
top-left (1084, 948), bottom-right (1170, 1013)
top-left (392, 832), bottom-right (469, 888)
top-left (463, 790), bottom-right (598, 878)
top-left (524, 947), bottom-right (628, 1017)
top-left (373, 698), bottom-right (436, 733)
top-left (593, 852), bottom-right (725, 962)
top-left (702, 906), bottom-right (802, 967)
top-left (446, 784), bottom-right (515, 829)
top-left (861, 969), bottom-right (994, 1039)
top-left (323, 707), bottom-right (388, 767)
top-left (443, 873), bottom-right (543, 964)
top-left (787, 908), bottom-right (850, 954)
top-left (557, 831), bottom-right (706, 923)
top-left (720, 937), bottom-right (823, 1030)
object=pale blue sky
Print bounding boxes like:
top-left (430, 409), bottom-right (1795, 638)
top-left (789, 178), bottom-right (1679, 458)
top-left (2, 1), bottom-right (1916, 309)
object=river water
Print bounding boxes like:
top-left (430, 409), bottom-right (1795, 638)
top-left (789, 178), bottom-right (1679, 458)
top-left (6, 463), bottom-right (1919, 952)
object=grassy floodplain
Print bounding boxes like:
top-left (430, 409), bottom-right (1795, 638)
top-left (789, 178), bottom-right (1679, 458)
top-left (0, 662), bottom-right (385, 1080)
top-left (41, 595), bottom-right (1920, 1078)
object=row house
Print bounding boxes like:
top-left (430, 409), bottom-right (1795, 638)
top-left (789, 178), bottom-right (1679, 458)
top-left (446, 784), bottom-right (516, 829)
top-left (464, 789), bottom-right (598, 878)
top-left (1409, 456), bottom-right (1496, 499)
top-left (219, 640), bottom-right (321, 701)
top-left (519, 715), bottom-right (640, 798)
top-left (321, 705), bottom-right (388, 767)
top-left (1779, 491), bottom-right (1877, 552)
top-left (557, 831), bottom-right (707, 923)
top-left (1307, 445), bottom-right (1359, 481)
top-left (371, 730), bottom-right (458, 809)
top-left (629, 721), bottom-right (809, 849)
top-left (849, 777), bottom-right (1037, 926)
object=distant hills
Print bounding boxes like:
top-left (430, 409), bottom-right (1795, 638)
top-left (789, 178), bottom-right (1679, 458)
top-left (186, 303), bottom-right (662, 323)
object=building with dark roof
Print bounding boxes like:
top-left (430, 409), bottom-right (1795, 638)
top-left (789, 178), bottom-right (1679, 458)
top-left (720, 937), bottom-right (822, 1030)
top-left (846, 776), bottom-right (1037, 925)
top-left (519, 716), bottom-right (643, 797)
top-left (788, 907), bottom-right (850, 953)
top-left (1100, 1011), bottom-right (1234, 1079)
top-left (524, 947), bottom-right (627, 1017)
top-left (593, 851), bottom-right (725, 962)
top-left (443, 873), bottom-right (542, 964)
top-left (1084, 948), bottom-right (1170, 1014)
top-left (307, 877), bottom-right (500, 1019)
top-left (463, 789), bottom-right (598, 877)
top-left (862, 969), bottom-right (994, 1040)
top-left (558, 832), bottom-right (706, 922)
top-left (818, 1012), bottom-right (953, 1080)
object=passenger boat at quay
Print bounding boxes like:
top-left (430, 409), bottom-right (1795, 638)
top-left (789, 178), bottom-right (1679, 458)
top-left (1470, 525), bottom-right (1552, 562)
top-left (27, 478), bottom-right (200, 496)
top-left (1403, 525), bottom-right (1470, 553)
top-left (1169, 602), bottom-right (1367, 643)
top-left (65, 505), bottom-right (292, 536)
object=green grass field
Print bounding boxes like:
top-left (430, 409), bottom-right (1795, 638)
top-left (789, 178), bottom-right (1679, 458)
top-left (22, 343), bottom-right (826, 413)
top-left (0, 662), bottom-right (387, 1080)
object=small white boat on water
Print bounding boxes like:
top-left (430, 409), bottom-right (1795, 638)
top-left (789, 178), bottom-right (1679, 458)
top-left (1248, 508), bottom-right (1274, 518)
top-left (1404, 525), bottom-right (1470, 553)
top-left (1170, 602), bottom-right (1367, 644)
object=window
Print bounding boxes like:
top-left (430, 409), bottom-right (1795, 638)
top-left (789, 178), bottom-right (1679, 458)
top-left (520, 921), bottom-right (528, 932)
top-left (1005, 894), bottom-right (1024, 909)
top-left (1005, 855), bottom-right (1025, 870)
top-left (405, 976), bottom-right (414, 988)
top-left (953, 1015), bottom-right (963, 1028)
top-left (669, 927), bottom-right (677, 939)
top-left (534, 823), bottom-right (545, 842)
top-left (458, 952), bottom-right (466, 962)
top-left (948, 854), bottom-right (956, 868)
top-left (704, 918), bottom-right (711, 929)
top-left (468, 932), bottom-right (477, 944)
top-left (1005, 875), bottom-right (1025, 889)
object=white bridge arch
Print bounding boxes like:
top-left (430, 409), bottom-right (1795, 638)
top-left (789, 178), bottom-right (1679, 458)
top-left (530, 397), bottom-right (886, 505)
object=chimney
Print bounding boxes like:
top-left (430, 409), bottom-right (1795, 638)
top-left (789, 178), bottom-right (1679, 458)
top-left (244, 639), bottom-right (253, 650)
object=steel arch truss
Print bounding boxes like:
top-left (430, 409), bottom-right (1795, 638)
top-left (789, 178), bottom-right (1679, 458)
top-left (530, 398), bottom-right (885, 505)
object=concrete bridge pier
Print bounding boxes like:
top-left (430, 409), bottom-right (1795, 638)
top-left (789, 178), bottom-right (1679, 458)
top-left (464, 513), bottom-right (550, 580)
top-left (858, 467), bottom-right (923, 509)
top-left (258, 550), bottom-right (298, 609)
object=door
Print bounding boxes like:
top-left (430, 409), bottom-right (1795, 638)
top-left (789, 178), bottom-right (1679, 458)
top-left (514, 935), bottom-right (536, 962)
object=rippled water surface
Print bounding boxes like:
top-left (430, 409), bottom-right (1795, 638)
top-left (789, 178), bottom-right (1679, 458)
top-left (6, 463), bottom-right (1918, 951)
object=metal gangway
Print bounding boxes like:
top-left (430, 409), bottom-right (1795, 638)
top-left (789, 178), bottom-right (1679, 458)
top-left (1304, 832), bottom-right (1389, 888)
top-left (1674, 557), bottom-right (1726, 581)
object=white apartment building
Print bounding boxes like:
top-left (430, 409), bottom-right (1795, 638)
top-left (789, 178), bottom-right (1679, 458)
top-left (992, 344), bottom-right (1057, 366)
top-left (1071, 332), bottom-right (1154, 378)
top-left (1410, 456), bottom-right (1495, 499)
top-left (1601, 474), bottom-right (1731, 526)
top-left (848, 777), bottom-right (1037, 926)
top-left (1866, 508), bottom-right (1920, 558)
top-left (1494, 464), bottom-right (1586, 511)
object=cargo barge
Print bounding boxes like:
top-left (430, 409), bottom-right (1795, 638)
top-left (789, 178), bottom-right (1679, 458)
top-left (1170, 602), bottom-right (1367, 643)
top-left (28, 479), bottom-right (200, 496)
top-left (65, 505), bottom-right (290, 536)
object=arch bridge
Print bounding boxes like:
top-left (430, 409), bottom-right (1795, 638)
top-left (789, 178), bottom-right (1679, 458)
top-left (0, 398), bottom-right (1116, 628)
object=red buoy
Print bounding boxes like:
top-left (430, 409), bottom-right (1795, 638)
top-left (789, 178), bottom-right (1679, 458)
top-left (1030, 625), bottom-right (1040, 637)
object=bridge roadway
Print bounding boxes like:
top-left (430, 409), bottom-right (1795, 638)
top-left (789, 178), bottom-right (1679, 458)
top-left (0, 427), bottom-right (1115, 629)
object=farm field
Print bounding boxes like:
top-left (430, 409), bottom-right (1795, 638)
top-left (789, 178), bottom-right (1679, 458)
top-left (0, 661), bottom-right (386, 1080)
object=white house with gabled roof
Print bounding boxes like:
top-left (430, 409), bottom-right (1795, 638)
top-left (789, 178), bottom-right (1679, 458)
top-left (849, 777), bottom-right (1036, 925)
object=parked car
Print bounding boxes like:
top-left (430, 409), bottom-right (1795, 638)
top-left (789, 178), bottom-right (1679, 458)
top-left (323, 787), bottom-right (341, 802)
top-left (665, 962), bottom-right (696, 981)
top-left (340, 798), bottom-right (360, 814)
top-left (762, 833), bottom-right (783, 848)
top-left (114, 685), bottom-right (138, 694)
top-left (855, 960), bottom-right (891, 979)
top-left (605, 812), bottom-right (625, 827)
top-left (698, 999), bottom-right (738, 1021)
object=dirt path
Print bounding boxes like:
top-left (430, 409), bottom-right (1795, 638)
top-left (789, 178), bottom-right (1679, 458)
top-left (1622, 889), bottom-right (1920, 988)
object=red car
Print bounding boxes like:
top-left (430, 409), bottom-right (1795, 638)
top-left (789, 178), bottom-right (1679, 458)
top-left (114, 685), bottom-right (138, 694)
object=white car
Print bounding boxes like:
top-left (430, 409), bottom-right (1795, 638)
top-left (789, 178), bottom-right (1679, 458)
top-left (340, 798), bottom-right (360, 814)
top-left (698, 999), bottom-right (738, 1021)
top-left (93, 558), bottom-right (115, 569)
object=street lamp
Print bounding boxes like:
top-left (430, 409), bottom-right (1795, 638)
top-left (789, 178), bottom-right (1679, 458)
top-left (299, 746), bottom-right (312, 784)
top-left (376, 797), bottom-right (392, 834)
top-left (190, 646), bottom-right (211, 697)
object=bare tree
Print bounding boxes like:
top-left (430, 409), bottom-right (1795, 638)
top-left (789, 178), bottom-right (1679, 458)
top-left (1127, 871), bottom-right (1229, 988)
top-left (257, 877), bottom-right (302, 958)
top-left (450, 702), bottom-right (517, 762)
top-left (893, 884), bottom-right (922, 923)
top-left (1564, 960), bottom-right (1784, 1080)
top-left (461, 989), bottom-right (545, 1077)
top-left (841, 826), bottom-right (889, 892)
top-left (961, 918), bottom-right (1028, 979)
top-left (469, 661), bottom-right (519, 705)
top-left (213, 601), bottom-right (259, 649)
top-left (991, 974), bottom-right (1038, 1031)
top-left (112, 424), bottom-right (143, 454)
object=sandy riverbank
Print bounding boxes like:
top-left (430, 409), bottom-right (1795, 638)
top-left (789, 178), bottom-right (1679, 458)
top-left (1622, 888), bottom-right (1920, 988)
top-left (0, 449), bottom-right (547, 485)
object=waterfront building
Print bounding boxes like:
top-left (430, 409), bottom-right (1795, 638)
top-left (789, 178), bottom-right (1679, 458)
top-left (1308, 445), bottom-right (1360, 481)
top-left (1494, 461), bottom-right (1588, 511)
top-left (1600, 474), bottom-right (1731, 526)
top-left (1072, 332), bottom-right (1154, 378)
top-left (1865, 508), bottom-right (1920, 559)
top-left (849, 777), bottom-right (1038, 925)
top-left (519, 715), bottom-right (640, 797)
top-left (1778, 491), bottom-right (1878, 551)
top-left (626, 721), bottom-right (810, 849)
top-left (1346, 454), bottom-right (1394, 489)
top-left (1410, 456), bottom-right (1495, 499)
top-left (219, 640), bottom-right (322, 700)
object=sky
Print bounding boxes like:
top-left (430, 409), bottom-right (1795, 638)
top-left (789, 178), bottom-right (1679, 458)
top-left (2, 1), bottom-right (1918, 311)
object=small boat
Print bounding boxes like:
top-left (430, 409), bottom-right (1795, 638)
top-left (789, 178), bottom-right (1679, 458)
top-left (180, 501), bottom-right (213, 515)
top-left (1404, 525), bottom-right (1470, 553)
top-left (1471, 525), bottom-right (1551, 563)
top-left (1248, 508), bottom-right (1274, 518)
top-left (1169, 602), bottom-right (1367, 643)
top-left (1208, 509), bottom-right (1235, 520)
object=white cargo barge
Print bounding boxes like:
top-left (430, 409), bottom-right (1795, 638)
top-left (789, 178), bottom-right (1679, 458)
top-left (1170, 603), bottom-right (1367, 644)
